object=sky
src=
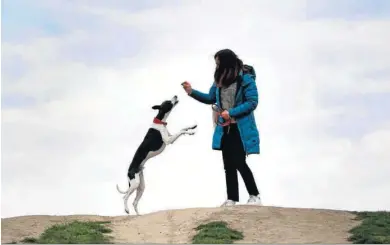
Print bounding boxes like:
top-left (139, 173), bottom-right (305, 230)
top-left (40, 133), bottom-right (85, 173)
top-left (1, 0), bottom-right (390, 218)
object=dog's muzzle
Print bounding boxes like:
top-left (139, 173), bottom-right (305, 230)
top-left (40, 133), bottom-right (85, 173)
top-left (172, 95), bottom-right (179, 105)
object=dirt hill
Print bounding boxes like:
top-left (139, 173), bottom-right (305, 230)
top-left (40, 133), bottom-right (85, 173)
top-left (1, 205), bottom-right (360, 244)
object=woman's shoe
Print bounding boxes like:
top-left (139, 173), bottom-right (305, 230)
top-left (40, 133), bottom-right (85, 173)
top-left (247, 195), bottom-right (262, 205)
top-left (221, 200), bottom-right (236, 207)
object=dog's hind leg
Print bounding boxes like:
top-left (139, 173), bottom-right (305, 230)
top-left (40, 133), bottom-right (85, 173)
top-left (123, 173), bottom-right (140, 214)
top-left (133, 170), bottom-right (145, 216)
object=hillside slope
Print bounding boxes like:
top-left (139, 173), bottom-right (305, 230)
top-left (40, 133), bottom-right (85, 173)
top-left (1, 206), bottom-right (359, 244)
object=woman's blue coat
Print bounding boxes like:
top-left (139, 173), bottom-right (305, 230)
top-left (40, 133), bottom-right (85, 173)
top-left (189, 73), bottom-right (260, 155)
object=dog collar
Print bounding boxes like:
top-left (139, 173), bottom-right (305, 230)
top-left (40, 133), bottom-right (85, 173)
top-left (153, 118), bottom-right (167, 126)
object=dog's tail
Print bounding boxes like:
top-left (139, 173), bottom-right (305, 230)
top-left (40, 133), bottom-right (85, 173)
top-left (116, 184), bottom-right (129, 194)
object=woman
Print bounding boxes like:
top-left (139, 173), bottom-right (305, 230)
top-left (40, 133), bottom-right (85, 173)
top-left (182, 49), bottom-right (262, 206)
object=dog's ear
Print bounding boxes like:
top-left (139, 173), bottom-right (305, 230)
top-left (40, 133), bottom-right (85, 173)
top-left (152, 105), bottom-right (161, 110)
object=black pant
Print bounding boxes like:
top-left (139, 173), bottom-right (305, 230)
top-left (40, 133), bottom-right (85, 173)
top-left (221, 124), bottom-right (259, 202)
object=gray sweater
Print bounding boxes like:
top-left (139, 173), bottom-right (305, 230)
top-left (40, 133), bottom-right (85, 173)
top-left (220, 82), bottom-right (237, 122)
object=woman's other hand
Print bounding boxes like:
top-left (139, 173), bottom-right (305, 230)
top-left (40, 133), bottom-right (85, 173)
top-left (221, 110), bottom-right (230, 120)
top-left (182, 81), bottom-right (193, 95)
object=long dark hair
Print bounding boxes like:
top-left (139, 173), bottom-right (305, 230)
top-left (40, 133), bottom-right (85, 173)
top-left (214, 49), bottom-right (243, 87)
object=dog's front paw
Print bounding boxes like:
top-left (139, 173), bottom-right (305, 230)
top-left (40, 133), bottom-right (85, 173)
top-left (186, 124), bottom-right (198, 130)
top-left (186, 130), bottom-right (196, 135)
top-left (182, 124), bottom-right (197, 131)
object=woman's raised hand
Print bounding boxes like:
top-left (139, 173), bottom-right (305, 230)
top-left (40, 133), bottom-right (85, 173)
top-left (181, 81), bottom-right (193, 95)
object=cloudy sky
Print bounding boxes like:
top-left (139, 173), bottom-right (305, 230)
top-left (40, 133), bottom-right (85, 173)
top-left (1, 0), bottom-right (390, 218)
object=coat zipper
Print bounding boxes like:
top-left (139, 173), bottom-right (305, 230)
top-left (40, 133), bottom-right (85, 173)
top-left (234, 77), bottom-right (247, 153)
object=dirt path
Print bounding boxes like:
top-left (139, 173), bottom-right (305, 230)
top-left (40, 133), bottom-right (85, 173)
top-left (1, 206), bottom-right (359, 244)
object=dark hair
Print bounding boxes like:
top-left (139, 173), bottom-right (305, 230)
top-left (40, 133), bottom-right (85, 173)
top-left (214, 49), bottom-right (243, 87)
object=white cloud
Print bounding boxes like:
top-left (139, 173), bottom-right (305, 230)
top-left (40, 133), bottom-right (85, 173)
top-left (2, 0), bottom-right (390, 218)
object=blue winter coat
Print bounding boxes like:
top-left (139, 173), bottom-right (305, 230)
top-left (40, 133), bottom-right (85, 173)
top-left (189, 73), bottom-right (260, 155)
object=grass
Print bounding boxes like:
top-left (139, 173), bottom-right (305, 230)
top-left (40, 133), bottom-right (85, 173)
top-left (348, 211), bottom-right (390, 244)
top-left (192, 221), bottom-right (244, 244)
top-left (20, 221), bottom-right (113, 244)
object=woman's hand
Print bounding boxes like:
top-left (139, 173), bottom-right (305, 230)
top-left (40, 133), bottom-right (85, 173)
top-left (221, 110), bottom-right (230, 120)
top-left (181, 81), bottom-right (192, 95)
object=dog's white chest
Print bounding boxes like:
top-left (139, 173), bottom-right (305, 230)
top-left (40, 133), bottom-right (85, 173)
top-left (141, 143), bottom-right (166, 170)
top-left (148, 144), bottom-right (166, 158)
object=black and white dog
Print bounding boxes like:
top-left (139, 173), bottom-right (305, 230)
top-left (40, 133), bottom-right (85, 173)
top-left (116, 95), bottom-right (197, 215)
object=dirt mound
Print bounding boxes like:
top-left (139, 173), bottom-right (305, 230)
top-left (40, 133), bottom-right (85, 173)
top-left (1, 206), bottom-right (359, 244)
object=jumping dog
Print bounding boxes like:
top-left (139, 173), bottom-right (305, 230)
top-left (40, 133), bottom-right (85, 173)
top-left (116, 95), bottom-right (197, 215)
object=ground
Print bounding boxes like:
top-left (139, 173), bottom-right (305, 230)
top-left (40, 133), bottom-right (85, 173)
top-left (1, 206), bottom-right (360, 244)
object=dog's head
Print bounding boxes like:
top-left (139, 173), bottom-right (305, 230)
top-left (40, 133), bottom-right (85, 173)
top-left (152, 95), bottom-right (179, 122)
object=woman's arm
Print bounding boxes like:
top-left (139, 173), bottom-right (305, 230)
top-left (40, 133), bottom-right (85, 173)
top-left (189, 83), bottom-right (217, 105)
top-left (228, 75), bottom-right (258, 117)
